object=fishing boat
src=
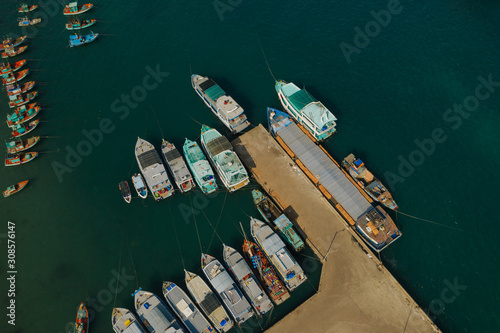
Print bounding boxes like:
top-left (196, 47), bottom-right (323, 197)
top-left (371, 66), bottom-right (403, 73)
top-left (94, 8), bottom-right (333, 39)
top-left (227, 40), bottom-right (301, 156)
top-left (6, 136), bottom-right (40, 154)
top-left (250, 218), bottom-right (307, 291)
top-left (119, 181), bottom-right (131, 203)
top-left (66, 18), bottom-right (97, 30)
top-left (69, 32), bottom-right (99, 47)
top-left (161, 140), bottom-right (195, 193)
top-left (74, 302), bottom-right (89, 333)
top-left (184, 270), bottom-right (234, 333)
top-left (3, 180), bottom-right (29, 198)
top-left (7, 104), bottom-right (40, 128)
top-left (162, 281), bottom-right (214, 333)
top-left (191, 74), bottom-right (250, 134)
top-left (242, 239), bottom-right (290, 305)
top-left (5, 152), bottom-right (38, 166)
top-left (133, 289), bottom-right (185, 333)
top-left (2, 69), bottom-right (29, 85)
top-left (275, 81), bottom-right (337, 141)
top-left (2, 45), bottom-right (28, 59)
top-left (8, 91), bottom-right (37, 108)
top-left (223, 244), bottom-right (274, 315)
top-left (18, 4), bottom-right (38, 12)
top-left (112, 308), bottom-right (147, 333)
top-left (1, 60), bottom-right (26, 75)
top-left (201, 253), bottom-right (254, 324)
top-left (252, 189), bottom-right (305, 252)
top-left (6, 81), bottom-right (35, 96)
top-left (342, 154), bottom-right (398, 210)
top-left (0, 36), bottom-right (27, 51)
top-left (11, 119), bottom-right (39, 138)
top-left (64, 2), bottom-right (94, 15)
top-left (182, 138), bottom-right (217, 194)
top-left (18, 17), bottom-right (41, 26)
top-left (131, 173), bottom-right (147, 199)
top-left (135, 137), bottom-right (175, 200)
top-left (200, 125), bottom-right (249, 192)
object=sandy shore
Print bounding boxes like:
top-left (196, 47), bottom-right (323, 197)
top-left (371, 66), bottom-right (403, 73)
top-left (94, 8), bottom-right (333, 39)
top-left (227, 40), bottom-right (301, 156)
top-left (232, 125), bottom-right (440, 333)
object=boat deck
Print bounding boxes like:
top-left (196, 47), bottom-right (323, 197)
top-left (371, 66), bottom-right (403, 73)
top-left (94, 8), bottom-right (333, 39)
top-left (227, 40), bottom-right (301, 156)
top-left (231, 125), bottom-right (440, 333)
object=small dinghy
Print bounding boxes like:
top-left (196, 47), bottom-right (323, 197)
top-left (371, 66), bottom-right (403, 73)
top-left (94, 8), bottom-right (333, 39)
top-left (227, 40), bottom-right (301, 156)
top-left (131, 173), bottom-right (147, 199)
top-left (69, 32), bottom-right (98, 47)
top-left (74, 303), bottom-right (89, 333)
top-left (119, 181), bottom-right (132, 203)
top-left (3, 180), bottom-right (29, 197)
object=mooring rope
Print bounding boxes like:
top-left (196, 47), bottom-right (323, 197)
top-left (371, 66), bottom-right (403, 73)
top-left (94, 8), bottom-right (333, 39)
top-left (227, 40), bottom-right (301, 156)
top-left (207, 191), bottom-right (228, 249)
top-left (189, 193), bottom-right (204, 253)
top-left (396, 210), bottom-right (464, 232)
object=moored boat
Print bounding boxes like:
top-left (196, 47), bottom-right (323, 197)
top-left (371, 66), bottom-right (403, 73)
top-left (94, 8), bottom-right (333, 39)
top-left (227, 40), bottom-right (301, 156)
top-left (201, 253), bottom-right (254, 325)
top-left (11, 119), bottom-right (39, 138)
top-left (112, 307), bottom-right (147, 333)
top-left (275, 81), bottom-right (338, 141)
top-left (18, 4), bottom-right (38, 13)
top-left (135, 137), bottom-right (175, 200)
top-left (5, 152), bottom-right (38, 166)
top-left (342, 154), bottom-right (398, 210)
top-left (3, 180), bottom-right (29, 197)
top-left (74, 302), bottom-right (89, 333)
top-left (7, 103), bottom-right (40, 127)
top-left (66, 18), bottom-right (97, 30)
top-left (183, 138), bottom-right (217, 194)
top-left (2, 69), bottom-right (29, 85)
top-left (119, 181), bottom-right (131, 203)
top-left (1, 60), bottom-right (26, 75)
top-left (0, 36), bottom-right (27, 51)
top-left (200, 125), bottom-right (249, 192)
top-left (252, 189), bottom-right (305, 252)
top-left (64, 2), bottom-right (94, 15)
top-left (6, 136), bottom-right (40, 154)
top-left (250, 217), bottom-right (307, 291)
top-left (18, 17), bottom-right (41, 26)
top-left (161, 139), bottom-right (195, 193)
top-left (242, 239), bottom-right (290, 305)
top-left (223, 244), bottom-right (273, 316)
top-left (184, 270), bottom-right (233, 333)
top-left (162, 281), bottom-right (214, 333)
top-left (8, 91), bottom-right (37, 108)
top-left (6, 81), bottom-right (35, 96)
top-left (191, 74), bottom-right (250, 134)
top-left (69, 32), bottom-right (98, 47)
top-left (131, 173), bottom-right (147, 199)
top-left (133, 289), bottom-right (185, 333)
top-left (2, 45), bottom-right (28, 59)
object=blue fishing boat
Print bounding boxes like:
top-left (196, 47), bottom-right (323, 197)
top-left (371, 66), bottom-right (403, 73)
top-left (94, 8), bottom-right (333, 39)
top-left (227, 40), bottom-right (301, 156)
top-left (275, 81), bottom-right (337, 141)
top-left (69, 32), bottom-right (98, 47)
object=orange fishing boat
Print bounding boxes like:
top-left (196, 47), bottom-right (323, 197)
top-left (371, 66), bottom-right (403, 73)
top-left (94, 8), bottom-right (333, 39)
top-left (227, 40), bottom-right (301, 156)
top-left (2, 69), bottom-right (29, 85)
top-left (1, 45), bottom-right (28, 59)
top-left (18, 4), bottom-right (38, 12)
top-left (3, 180), bottom-right (29, 197)
top-left (7, 81), bottom-right (35, 96)
top-left (11, 119), bottom-right (39, 138)
top-left (5, 152), bottom-right (38, 166)
top-left (74, 303), bottom-right (89, 333)
top-left (1, 60), bottom-right (26, 75)
top-left (64, 2), bottom-right (93, 15)
top-left (8, 91), bottom-right (38, 108)
top-left (6, 136), bottom-right (40, 154)
top-left (0, 36), bottom-right (27, 51)
top-left (7, 103), bottom-right (40, 127)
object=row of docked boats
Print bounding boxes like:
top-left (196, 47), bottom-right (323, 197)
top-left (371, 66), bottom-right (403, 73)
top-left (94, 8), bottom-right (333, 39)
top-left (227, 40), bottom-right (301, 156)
top-left (119, 125), bottom-right (250, 203)
top-left (112, 217), bottom-right (307, 333)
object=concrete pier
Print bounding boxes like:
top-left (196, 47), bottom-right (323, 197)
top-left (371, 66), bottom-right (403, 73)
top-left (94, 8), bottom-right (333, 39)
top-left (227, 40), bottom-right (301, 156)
top-left (232, 125), bottom-right (440, 333)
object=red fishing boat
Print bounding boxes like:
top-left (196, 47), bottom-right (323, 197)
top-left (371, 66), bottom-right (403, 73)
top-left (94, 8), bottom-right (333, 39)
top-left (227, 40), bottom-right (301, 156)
top-left (5, 152), bottom-right (38, 166)
top-left (64, 2), bottom-right (94, 15)
top-left (18, 4), bottom-right (38, 13)
top-left (1, 60), bottom-right (26, 75)
top-left (8, 91), bottom-right (38, 108)
top-left (7, 103), bottom-right (40, 127)
top-left (2, 45), bottom-right (28, 59)
top-left (7, 81), bottom-right (35, 96)
top-left (3, 180), bottom-right (29, 197)
top-left (242, 239), bottom-right (290, 305)
top-left (2, 69), bottom-right (29, 85)
top-left (74, 303), bottom-right (89, 333)
top-left (6, 136), bottom-right (40, 154)
top-left (11, 119), bottom-right (39, 138)
top-left (0, 36), bottom-right (27, 51)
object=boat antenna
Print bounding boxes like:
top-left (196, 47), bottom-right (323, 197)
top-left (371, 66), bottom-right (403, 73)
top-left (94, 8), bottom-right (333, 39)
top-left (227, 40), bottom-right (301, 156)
top-left (258, 35), bottom-right (277, 82)
top-left (150, 106), bottom-right (165, 138)
top-left (239, 222), bottom-right (248, 240)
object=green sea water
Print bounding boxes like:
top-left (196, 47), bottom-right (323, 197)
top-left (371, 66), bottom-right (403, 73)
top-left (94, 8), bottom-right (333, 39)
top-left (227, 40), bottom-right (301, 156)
top-left (1, 0), bottom-right (500, 332)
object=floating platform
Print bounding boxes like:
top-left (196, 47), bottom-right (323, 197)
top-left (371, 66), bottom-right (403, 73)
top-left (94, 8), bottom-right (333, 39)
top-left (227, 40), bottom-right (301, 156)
top-left (231, 124), bottom-right (440, 333)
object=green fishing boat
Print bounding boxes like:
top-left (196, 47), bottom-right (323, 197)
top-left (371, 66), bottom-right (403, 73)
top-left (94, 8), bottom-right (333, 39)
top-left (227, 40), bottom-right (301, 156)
top-left (183, 138), bottom-right (218, 194)
top-left (252, 189), bottom-right (305, 252)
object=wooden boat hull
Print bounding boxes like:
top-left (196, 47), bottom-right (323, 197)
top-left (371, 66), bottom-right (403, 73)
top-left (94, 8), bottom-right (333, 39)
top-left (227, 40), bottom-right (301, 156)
top-left (6, 136), bottom-right (40, 154)
top-left (64, 3), bottom-right (93, 15)
top-left (5, 152), bottom-right (38, 166)
top-left (0, 36), bottom-right (27, 51)
top-left (3, 180), bottom-right (29, 197)
top-left (66, 19), bottom-right (97, 30)
top-left (7, 81), bottom-right (35, 96)
top-left (1, 46), bottom-right (28, 59)
top-left (11, 119), bottom-right (39, 138)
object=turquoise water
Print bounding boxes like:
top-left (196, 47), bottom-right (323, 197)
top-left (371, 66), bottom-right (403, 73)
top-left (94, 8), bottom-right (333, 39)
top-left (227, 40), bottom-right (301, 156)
top-left (1, 0), bottom-right (500, 332)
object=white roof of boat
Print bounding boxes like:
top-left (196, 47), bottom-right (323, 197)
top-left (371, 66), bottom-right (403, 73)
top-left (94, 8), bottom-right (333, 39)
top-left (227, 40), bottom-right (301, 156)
top-left (112, 308), bottom-right (146, 333)
top-left (134, 291), bottom-right (183, 333)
